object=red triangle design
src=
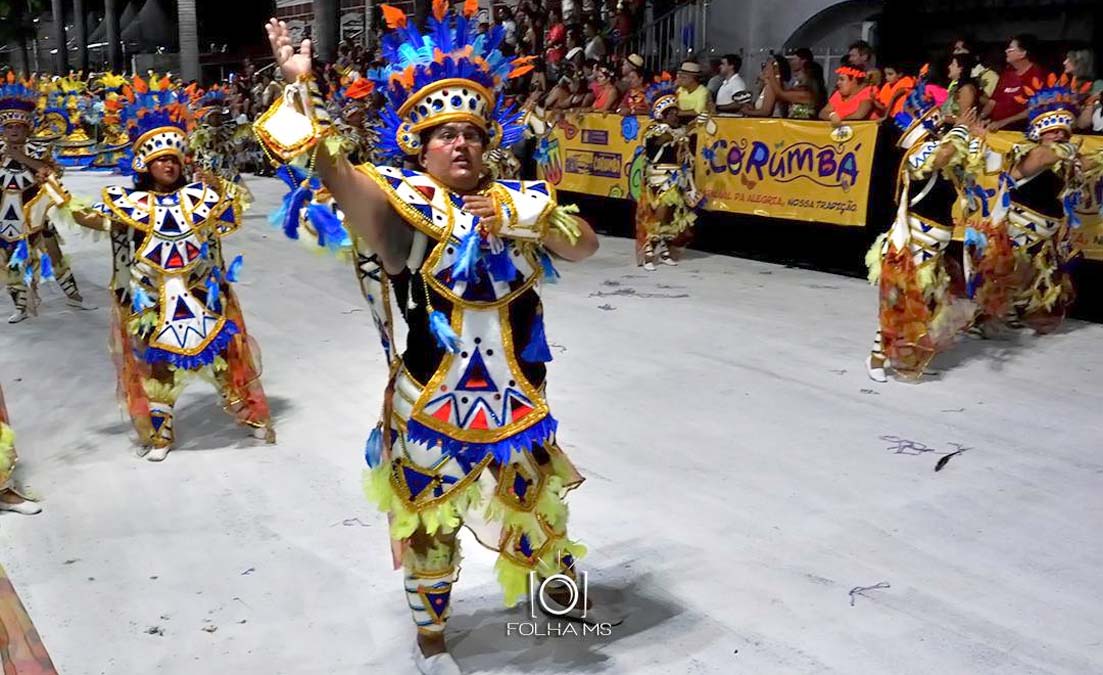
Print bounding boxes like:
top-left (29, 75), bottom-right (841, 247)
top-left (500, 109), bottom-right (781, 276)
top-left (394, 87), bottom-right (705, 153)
top-left (415, 184), bottom-right (436, 201)
top-left (510, 397), bottom-right (533, 422)
top-left (165, 247), bottom-right (185, 269)
top-left (185, 241), bottom-right (200, 260)
top-left (469, 407), bottom-right (490, 430)
top-left (431, 400), bottom-right (454, 423)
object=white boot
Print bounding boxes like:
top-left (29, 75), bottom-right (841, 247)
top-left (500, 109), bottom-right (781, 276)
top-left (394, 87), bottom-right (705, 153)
top-left (7, 308), bottom-right (27, 324)
top-left (658, 242), bottom-right (678, 266)
top-left (146, 444), bottom-right (172, 462)
top-left (412, 641), bottom-right (462, 675)
top-left (0, 490), bottom-right (42, 515)
top-left (865, 354), bottom-right (888, 383)
top-left (250, 425), bottom-right (277, 443)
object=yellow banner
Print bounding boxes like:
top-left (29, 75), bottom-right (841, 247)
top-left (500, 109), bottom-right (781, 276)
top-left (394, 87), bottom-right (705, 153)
top-left (694, 118), bottom-right (878, 227)
top-left (534, 112), bottom-right (644, 200)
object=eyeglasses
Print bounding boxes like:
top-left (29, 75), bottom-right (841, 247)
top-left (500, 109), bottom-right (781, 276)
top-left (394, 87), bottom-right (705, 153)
top-left (429, 127), bottom-right (486, 147)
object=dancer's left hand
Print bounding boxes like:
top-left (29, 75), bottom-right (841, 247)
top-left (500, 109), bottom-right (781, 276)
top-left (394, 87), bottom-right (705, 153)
top-left (462, 194), bottom-right (501, 235)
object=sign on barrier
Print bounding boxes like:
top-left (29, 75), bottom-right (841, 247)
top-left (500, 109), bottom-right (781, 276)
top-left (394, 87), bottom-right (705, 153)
top-left (695, 118), bottom-right (878, 227)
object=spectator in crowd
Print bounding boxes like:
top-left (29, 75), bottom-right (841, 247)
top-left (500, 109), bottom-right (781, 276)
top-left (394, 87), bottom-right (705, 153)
top-left (591, 64), bottom-right (620, 112)
top-left (1064, 49), bottom-right (1103, 94)
top-left (820, 65), bottom-right (876, 123)
top-left (788, 48), bottom-right (828, 112)
top-left (583, 20), bottom-right (608, 61)
top-left (618, 65), bottom-right (650, 115)
top-left (983, 34), bottom-right (1048, 131)
top-left (497, 6), bottom-right (518, 50)
top-left (765, 59), bottom-right (823, 119)
top-left (613, 6), bottom-right (634, 43)
top-left (568, 70), bottom-right (595, 108)
top-left (952, 36), bottom-right (999, 98)
top-left (847, 39), bottom-right (882, 86)
top-left (874, 62), bottom-right (914, 120)
top-left (942, 52), bottom-right (981, 124)
top-left (742, 55), bottom-right (790, 118)
top-left (544, 73), bottom-right (575, 110)
top-left (706, 58), bottom-right (725, 98)
top-left (675, 60), bottom-right (709, 120)
top-left (622, 53), bottom-right (645, 80)
top-left (714, 53), bottom-right (749, 114)
top-left (545, 8), bottom-right (567, 66)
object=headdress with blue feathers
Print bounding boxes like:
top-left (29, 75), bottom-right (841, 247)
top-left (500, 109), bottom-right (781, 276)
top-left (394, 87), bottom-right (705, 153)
top-left (892, 65), bottom-right (942, 149)
top-left (643, 73), bottom-right (678, 120)
top-left (368, 0), bottom-right (535, 160)
top-left (123, 74), bottom-right (191, 173)
top-left (0, 72), bottom-right (39, 127)
top-left (1017, 73), bottom-right (1091, 142)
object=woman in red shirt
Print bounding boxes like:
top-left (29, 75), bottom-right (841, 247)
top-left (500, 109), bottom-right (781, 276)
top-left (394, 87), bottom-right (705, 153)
top-left (820, 66), bottom-right (875, 123)
top-left (545, 8), bottom-right (567, 65)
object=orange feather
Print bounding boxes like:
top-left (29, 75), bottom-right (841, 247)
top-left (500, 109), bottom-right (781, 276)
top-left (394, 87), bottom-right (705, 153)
top-left (380, 4), bottom-right (407, 29)
top-left (345, 78), bottom-right (375, 100)
top-left (432, 0), bottom-right (448, 21)
top-left (133, 75), bottom-right (149, 93)
top-left (463, 0), bottom-right (478, 18)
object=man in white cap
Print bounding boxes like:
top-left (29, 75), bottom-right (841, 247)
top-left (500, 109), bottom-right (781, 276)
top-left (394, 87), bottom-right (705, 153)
top-left (676, 60), bottom-right (708, 122)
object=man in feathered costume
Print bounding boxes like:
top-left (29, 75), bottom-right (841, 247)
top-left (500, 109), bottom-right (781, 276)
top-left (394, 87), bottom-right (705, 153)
top-left (190, 85), bottom-right (256, 206)
top-left (634, 72), bottom-right (703, 270)
top-left (258, 2), bottom-right (605, 671)
top-left (72, 75), bottom-right (275, 461)
top-left (970, 73), bottom-right (1101, 334)
top-left (0, 72), bottom-right (96, 323)
top-left (865, 70), bottom-right (990, 382)
top-left (0, 383), bottom-right (42, 515)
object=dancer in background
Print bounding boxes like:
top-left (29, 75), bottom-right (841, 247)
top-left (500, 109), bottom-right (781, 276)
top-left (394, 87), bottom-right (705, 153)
top-left (74, 76), bottom-right (274, 461)
top-left (259, 3), bottom-right (611, 671)
top-left (0, 383), bottom-right (42, 515)
top-left (0, 73), bottom-right (95, 324)
top-left (866, 73), bottom-right (989, 382)
top-left (635, 73), bottom-right (703, 270)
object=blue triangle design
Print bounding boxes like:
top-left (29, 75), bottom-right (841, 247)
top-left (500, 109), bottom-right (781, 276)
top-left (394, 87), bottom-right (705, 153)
top-left (529, 182), bottom-right (549, 195)
top-left (499, 180), bottom-right (522, 191)
top-left (455, 348), bottom-right (498, 392)
top-left (160, 209), bottom-right (182, 234)
top-left (423, 587), bottom-right (452, 622)
top-left (172, 296), bottom-right (195, 321)
top-left (2, 203), bottom-right (17, 221)
top-left (411, 202), bottom-right (434, 223)
top-left (402, 464), bottom-right (435, 500)
top-left (219, 206), bottom-right (236, 223)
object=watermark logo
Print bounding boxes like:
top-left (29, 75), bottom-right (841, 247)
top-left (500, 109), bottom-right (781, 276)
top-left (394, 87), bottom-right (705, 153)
top-left (504, 571), bottom-right (613, 638)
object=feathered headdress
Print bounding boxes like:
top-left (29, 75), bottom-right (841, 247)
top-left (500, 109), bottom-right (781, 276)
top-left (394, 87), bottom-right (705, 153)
top-left (892, 64), bottom-right (941, 149)
top-left (124, 74), bottom-right (191, 172)
top-left (368, 0), bottom-right (534, 160)
top-left (644, 72), bottom-right (678, 120)
top-left (1017, 73), bottom-right (1091, 142)
top-left (0, 72), bottom-right (39, 127)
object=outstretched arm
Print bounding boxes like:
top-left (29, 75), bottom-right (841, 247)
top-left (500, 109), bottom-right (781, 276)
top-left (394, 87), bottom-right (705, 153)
top-left (264, 18), bottom-right (410, 272)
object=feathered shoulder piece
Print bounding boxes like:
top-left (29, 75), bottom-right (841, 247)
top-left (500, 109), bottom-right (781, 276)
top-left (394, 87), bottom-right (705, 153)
top-left (644, 73), bottom-right (678, 120)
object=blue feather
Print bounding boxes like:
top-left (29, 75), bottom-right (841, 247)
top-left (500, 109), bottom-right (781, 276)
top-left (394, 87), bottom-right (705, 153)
top-left (200, 242), bottom-right (210, 259)
top-left (306, 202), bottom-right (350, 250)
top-left (39, 253), bottom-right (54, 280)
top-left (964, 227), bottom-right (988, 255)
top-left (8, 240), bottom-right (28, 268)
top-left (283, 184), bottom-right (313, 239)
top-left (226, 255), bottom-right (244, 282)
top-left (521, 313), bottom-right (553, 363)
top-left (452, 226), bottom-right (483, 282)
top-left (364, 426), bottom-right (383, 468)
top-left (131, 285), bottom-right (155, 312)
top-left (429, 310), bottom-right (463, 353)
top-left (537, 249), bottom-right (560, 283)
top-left (486, 246), bottom-right (517, 282)
top-left (1064, 192), bottom-right (1082, 228)
top-left (205, 274), bottom-right (220, 309)
top-left (22, 267), bottom-right (32, 286)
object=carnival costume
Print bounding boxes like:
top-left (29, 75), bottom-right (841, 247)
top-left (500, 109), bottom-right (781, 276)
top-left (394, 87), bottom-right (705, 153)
top-left (256, 0), bottom-right (594, 644)
top-left (866, 75), bottom-right (986, 381)
top-left (0, 383), bottom-right (42, 515)
top-left (634, 73), bottom-right (702, 270)
top-left (971, 75), bottom-right (1099, 334)
top-left (89, 72), bottom-right (133, 171)
top-left (53, 73), bottom-right (98, 168)
top-left (0, 74), bottom-right (93, 323)
top-left (78, 76), bottom-right (273, 458)
top-left (190, 86), bottom-right (255, 207)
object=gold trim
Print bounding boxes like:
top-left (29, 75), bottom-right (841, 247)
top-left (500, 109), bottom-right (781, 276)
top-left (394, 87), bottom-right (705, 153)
top-left (495, 462), bottom-right (547, 514)
top-left (398, 78), bottom-right (494, 120)
top-left (252, 95), bottom-right (324, 161)
top-left (354, 164), bottom-right (448, 240)
top-left (389, 453), bottom-right (493, 509)
top-left (150, 284), bottom-right (228, 358)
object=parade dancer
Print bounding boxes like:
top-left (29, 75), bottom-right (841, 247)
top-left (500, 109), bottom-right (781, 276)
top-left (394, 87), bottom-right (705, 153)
top-left (258, 3), bottom-right (608, 671)
top-left (1, 73), bottom-right (95, 324)
top-left (74, 76), bottom-right (274, 461)
top-left (970, 74), bottom-right (1100, 334)
top-left (635, 73), bottom-right (703, 270)
top-left (866, 76), bottom-right (988, 382)
top-left (191, 86), bottom-right (255, 207)
top-left (0, 383), bottom-right (42, 515)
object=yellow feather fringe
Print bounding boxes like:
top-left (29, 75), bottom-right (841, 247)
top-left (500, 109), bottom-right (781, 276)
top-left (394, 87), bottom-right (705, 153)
top-left (0, 422), bottom-right (16, 485)
top-left (865, 232), bottom-right (887, 284)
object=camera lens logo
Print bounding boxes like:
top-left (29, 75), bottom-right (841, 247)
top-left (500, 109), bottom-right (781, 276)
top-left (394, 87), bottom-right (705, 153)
top-left (529, 572), bottom-right (587, 620)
